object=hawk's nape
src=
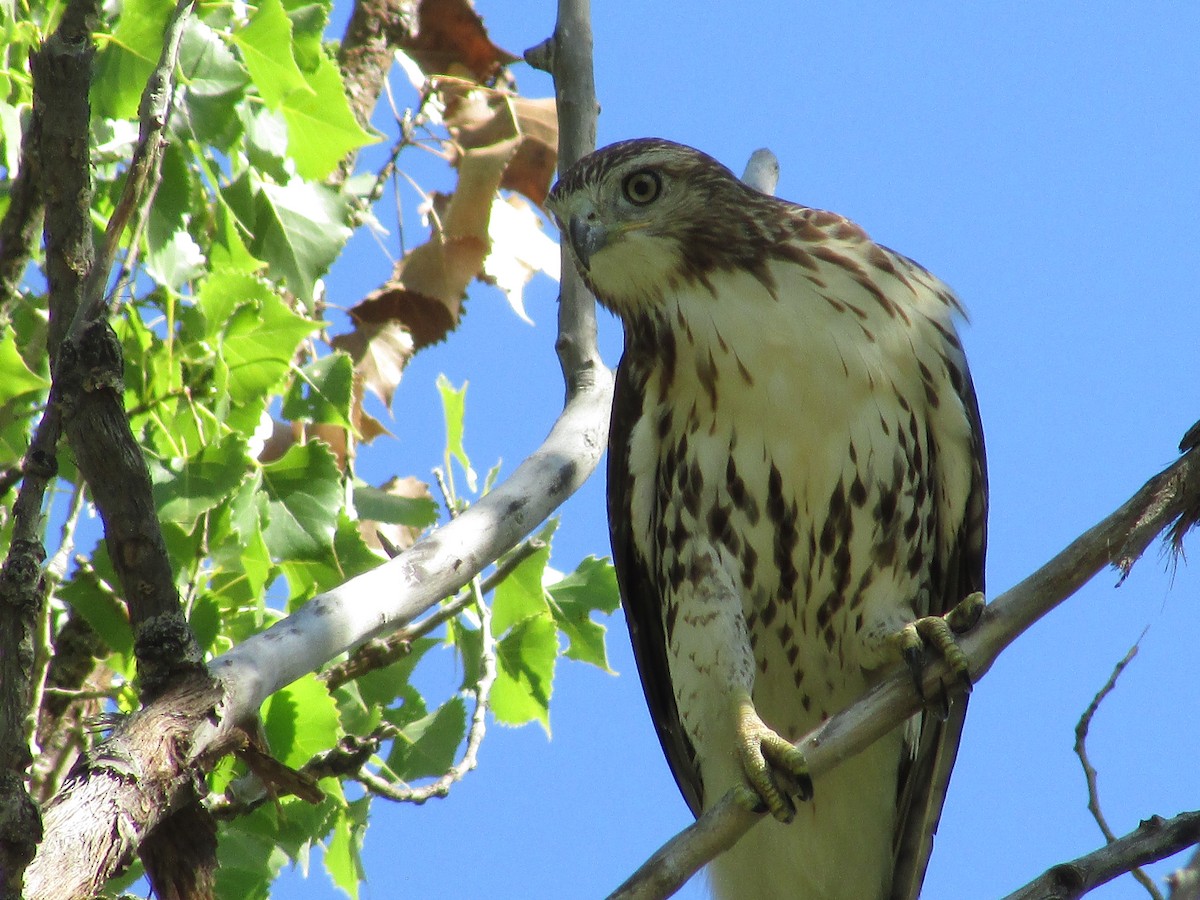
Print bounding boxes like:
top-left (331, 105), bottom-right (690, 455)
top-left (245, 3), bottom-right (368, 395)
top-left (547, 139), bottom-right (987, 900)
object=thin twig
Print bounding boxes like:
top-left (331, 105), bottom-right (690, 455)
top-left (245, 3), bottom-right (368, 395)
top-left (1074, 632), bottom-right (1162, 899)
top-left (357, 572), bottom-right (498, 804)
top-left (73, 0), bottom-right (194, 335)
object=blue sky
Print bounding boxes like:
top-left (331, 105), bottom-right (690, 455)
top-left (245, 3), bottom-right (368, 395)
top-left (280, 3), bottom-right (1200, 898)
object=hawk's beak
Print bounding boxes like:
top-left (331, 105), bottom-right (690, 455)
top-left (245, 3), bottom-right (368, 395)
top-left (567, 213), bottom-right (608, 272)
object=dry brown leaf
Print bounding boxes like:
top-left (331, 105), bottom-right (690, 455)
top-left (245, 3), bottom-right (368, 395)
top-left (332, 319), bottom-right (416, 409)
top-left (399, 0), bottom-right (517, 82)
top-left (358, 475), bottom-right (433, 555)
top-left (443, 82), bottom-right (558, 206)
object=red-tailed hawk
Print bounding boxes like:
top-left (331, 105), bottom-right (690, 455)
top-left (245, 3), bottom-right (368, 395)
top-left (546, 139), bottom-right (987, 900)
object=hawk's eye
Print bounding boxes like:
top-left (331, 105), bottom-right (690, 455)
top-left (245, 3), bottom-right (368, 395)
top-left (622, 170), bottom-right (662, 206)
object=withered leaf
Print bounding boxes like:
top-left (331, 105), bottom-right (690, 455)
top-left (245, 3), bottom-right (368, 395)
top-left (399, 0), bottom-right (517, 83)
top-left (332, 317), bottom-right (418, 408)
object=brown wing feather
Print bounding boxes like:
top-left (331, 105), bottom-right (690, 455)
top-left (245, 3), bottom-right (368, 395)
top-left (890, 359), bottom-right (988, 900)
top-left (609, 342), bottom-right (704, 817)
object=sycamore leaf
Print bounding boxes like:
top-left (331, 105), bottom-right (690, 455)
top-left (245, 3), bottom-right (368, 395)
top-left (398, 0), bottom-right (517, 81)
top-left (92, 0), bottom-right (173, 118)
top-left (283, 353), bottom-right (354, 428)
top-left (330, 319), bottom-right (414, 410)
top-left (490, 613), bottom-right (557, 733)
top-left (261, 441), bottom-right (341, 561)
top-left (252, 178), bottom-right (353, 307)
top-left (546, 556), bottom-right (620, 672)
top-left (444, 85), bottom-right (557, 206)
top-left (231, 0), bottom-right (310, 109)
top-left (151, 433), bottom-right (250, 527)
top-left (387, 696), bottom-right (467, 781)
top-left (437, 374), bottom-right (476, 493)
top-left (262, 673), bottom-right (341, 770)
top-left (354, 477), bottom-right (437, 555)
top-left (492, 540), bottom-right (551, 634)
top-left (324, 798), bottom-right (368, 899)
top-left (0, 328), bottom-right (49, 405)
top-left (481, 194), bottom-right (560, 323)
top-left (282, 53), bottom-right (376, 180)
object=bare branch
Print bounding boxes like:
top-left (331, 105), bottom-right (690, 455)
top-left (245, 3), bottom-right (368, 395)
top-left (610, 436), bottom-right (1200, 899)
top-left (1074, 635), bottom-right (1162, 899)
top-left (1002, 812), bottom-right (1200, 900)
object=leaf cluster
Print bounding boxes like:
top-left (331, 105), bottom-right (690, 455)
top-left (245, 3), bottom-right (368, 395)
top-left (0, 1), bottom-right (615, 896)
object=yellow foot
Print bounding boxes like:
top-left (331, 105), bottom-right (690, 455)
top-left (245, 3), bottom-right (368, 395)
top-left (891, 591), bottom-right (985, 714)
top-left (733, 690), bottom-right (812, 823)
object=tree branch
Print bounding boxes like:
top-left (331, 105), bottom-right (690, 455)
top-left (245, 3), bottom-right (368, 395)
top-left (1002, 812), bottom-right (1200, 900)
top-left (609, 433), bottom-right (1200, 900)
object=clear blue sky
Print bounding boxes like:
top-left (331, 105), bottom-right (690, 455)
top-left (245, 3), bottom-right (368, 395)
top-left (280, 3), bottom-right (1200, 898)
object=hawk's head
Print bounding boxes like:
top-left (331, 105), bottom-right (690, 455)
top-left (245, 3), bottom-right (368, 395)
top-left (546, 139), bottom-right (775, 317)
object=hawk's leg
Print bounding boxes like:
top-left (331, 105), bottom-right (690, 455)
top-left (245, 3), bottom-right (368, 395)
top-left (733, 688), bottom-right (812, 823)
top-left (891, 591), bottom-right (985, 711)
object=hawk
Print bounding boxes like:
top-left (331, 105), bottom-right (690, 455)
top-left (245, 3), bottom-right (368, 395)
top-left (546, 139), bottom-right (987, 900)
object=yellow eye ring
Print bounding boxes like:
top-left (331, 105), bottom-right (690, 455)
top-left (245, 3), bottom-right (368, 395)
top-left (622, 169), bottom-right (662, 206)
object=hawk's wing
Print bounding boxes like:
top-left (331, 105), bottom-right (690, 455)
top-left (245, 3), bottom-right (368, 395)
top-left (609, 343), bottom-right (705, 817)
top-left (890, 341), bottom-right (989, 900)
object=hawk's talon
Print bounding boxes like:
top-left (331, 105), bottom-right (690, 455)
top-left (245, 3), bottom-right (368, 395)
top-left (892, 592), bottom-right (985, 707)
top-left (734, 690), bottom-right (812, 824)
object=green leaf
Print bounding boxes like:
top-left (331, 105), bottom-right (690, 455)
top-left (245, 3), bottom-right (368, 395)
top-left (355, 636), bottom-right (437, 718)
top-left (490, 613), bottom-right (557, 733)
top-left (491, 542), bottom-right (551, 635)
top-left (215, 816), bottom-right (286, 900)
top-left (230, 0), bottom-right (309, 109)
top-left (387, 696), bottom-right (466, 782)
top-left (92, 0), bottom-right (173, 118)
top-left (324, 798), bottom-right (368, 899)
top-left (202, 273), bottom-right (320, 403)
top-left (279, 512), bottom-right (384, 605)
top-left (352, 483), bottom-right (438, 529)
top-left (547, 556), bottom-right (620, 672)
top-left (262, 673), bottom-right (340, 769)
top-left (282, 52), bottom-right (375, 180)
top-left (261, 441), bottom-right (341, 561)
top-left (179, 17), bottom-right (248, 98)
top-left (145, 143), bottom-right (206, 289)
top-left (0, 327), bottom-right (49, 405)
top-left (58, 560), bottom-right (134, 658)
top-left (189, 592), bottom-right (222, 654)
top-left (151, 433), bottom-right (249, 527)
top-left (251, 178), bottom-right (352, 307)
top-left (283, 352), bottom-right (354, 427)
top-left (436, 374), bottom-right (477, 493)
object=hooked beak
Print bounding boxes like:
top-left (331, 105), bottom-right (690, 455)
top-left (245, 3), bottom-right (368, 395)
top-left (566, 213), bottom-right (608, 272)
